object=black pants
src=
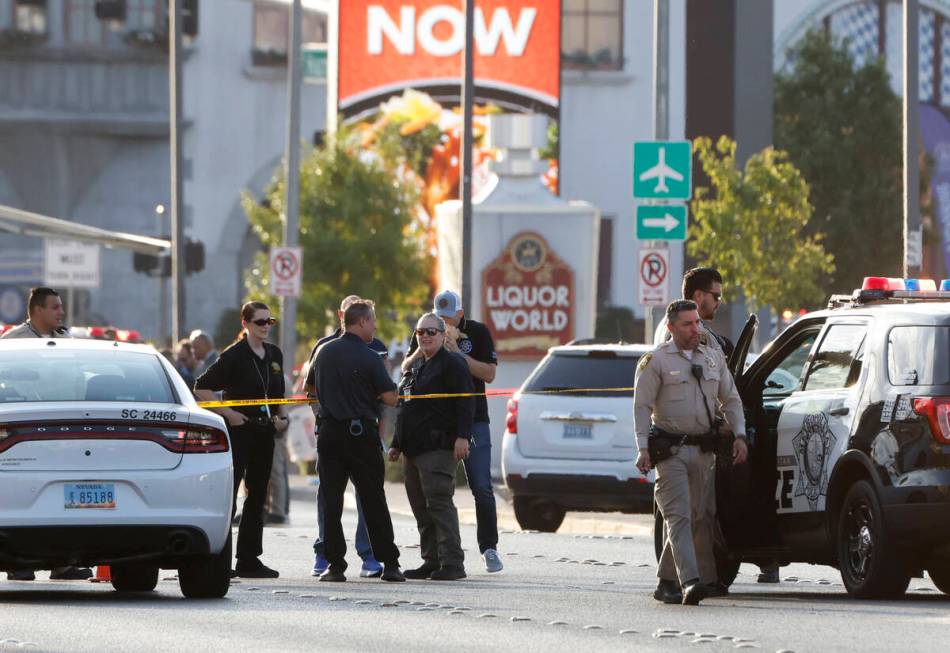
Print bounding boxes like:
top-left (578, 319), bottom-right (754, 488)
top-left (230, 422), bottom-right (275, 561)
top-left (317, 418), bottom-right (399, 571)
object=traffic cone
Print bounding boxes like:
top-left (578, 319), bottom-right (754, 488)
top-left (89, 565), bottom-right (111, 583)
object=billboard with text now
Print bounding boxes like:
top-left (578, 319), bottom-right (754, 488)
top-left (337, 0), bottom-right (560, 119)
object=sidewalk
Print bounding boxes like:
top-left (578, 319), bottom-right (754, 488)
top-left (288, 474), bottom-right (653, 537)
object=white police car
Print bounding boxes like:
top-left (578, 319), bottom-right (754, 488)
top-left (502, 343), bottom-right (655, 532)
top-left (0, 338), bottom-right (233, 598)
top-left (666, 277), bottom-right (950, 599)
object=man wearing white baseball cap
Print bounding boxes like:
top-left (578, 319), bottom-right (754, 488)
top-left (403, 290), bottom-right (503, 573)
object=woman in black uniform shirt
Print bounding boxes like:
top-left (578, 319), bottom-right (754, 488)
top-left (195, 301), bottom-right (288, 578)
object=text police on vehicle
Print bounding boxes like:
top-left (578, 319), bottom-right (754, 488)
top-left (709, 277), bottom-right (950, 599)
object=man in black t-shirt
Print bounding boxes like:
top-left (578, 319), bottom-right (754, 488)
top-left (310, 301), bottom-right (405, 582)
top-left (403, 290), bottom-right (502, 573)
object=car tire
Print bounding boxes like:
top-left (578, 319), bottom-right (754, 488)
top-left (110, 564), bottom-right (159, 592)
top-left (836, 480), bottom-right (910, 599)
top-left (179, 532), bottom-right (232, 599)
top-left (927, 564), bottom-right (950, 595)
top-left (654, 510), bottom-right (739, 587)
top-left (512, 496), bottom-right (566, 533)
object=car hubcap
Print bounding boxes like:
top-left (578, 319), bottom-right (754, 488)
top-left (846, 502), bottom-right (873, 581)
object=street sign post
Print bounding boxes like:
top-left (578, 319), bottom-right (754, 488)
top-left (44, 239), bottom-right (100, 289)
top-left (636, 204), bottom-right (687, 241)
top-left (638, 247), bottom-right (669, 307)
top-left (633, 140), bottom-right (692, 199)
top-left (270, 246), bottom-right (302, 298)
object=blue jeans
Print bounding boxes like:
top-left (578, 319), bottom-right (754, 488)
top-left (313, 481), bottom-right (373, 561)
top-left (463, 421), bottom-right (498, 553)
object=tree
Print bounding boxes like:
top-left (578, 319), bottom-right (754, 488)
top-left (775, 29), bottom-right (903, 293)
top-left (689, 136), bottom-right (834, 311)
top-left (242, 126), bottom-right (430, 344)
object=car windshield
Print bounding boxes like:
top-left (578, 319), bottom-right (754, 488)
top-left (0, 349), bottom-right (176, 404)
top-left (522, 351), bottom-right (638, 397)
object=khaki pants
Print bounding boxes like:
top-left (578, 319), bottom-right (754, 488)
top-left (655, 444), bottom-right (717, 585)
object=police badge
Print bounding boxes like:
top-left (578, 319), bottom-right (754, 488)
top-left (792, 412), bottom-right (837, 511)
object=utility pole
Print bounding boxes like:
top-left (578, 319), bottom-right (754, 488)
top-left (169, 0), bottom-right (185, 342)
top-left (904, 0), bottom-right (922, 277)
top-left (460, 0), bottom-right (475, 314)
top-left (646, 0), bottom-right (669, 341)
top-left (281, 0), bottom-right (303, 364)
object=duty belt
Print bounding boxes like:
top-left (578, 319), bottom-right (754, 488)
top-left (653, 428), bottom-right (717, 445)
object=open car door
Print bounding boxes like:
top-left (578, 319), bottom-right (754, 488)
top-left (716, 314), bottom-right (764, 551)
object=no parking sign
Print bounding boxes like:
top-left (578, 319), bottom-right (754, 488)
top-left (638, 247), bottom-right (669, 307)
top-left (269, 247), bottom-right (302, 298)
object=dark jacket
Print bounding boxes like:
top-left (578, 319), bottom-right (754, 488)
top-left (393, 347), bottom-right (475, 457)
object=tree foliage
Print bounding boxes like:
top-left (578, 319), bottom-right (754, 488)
top-left (242, 126), bottom-right (429, 344)
top-left (688, 136), bottom-right (834, 310)
top-left (774, 29), bottom-right (903, 293)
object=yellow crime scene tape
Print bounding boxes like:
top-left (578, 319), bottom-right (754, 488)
top-left (196, 387), bottom-right (635, 409)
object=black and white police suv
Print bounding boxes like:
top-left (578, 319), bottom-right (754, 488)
top-left (663, 277), bottom-right (950, 599)
top-left (0, 338), bottom-right (233, 598)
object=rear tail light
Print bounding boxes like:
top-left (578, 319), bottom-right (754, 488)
top-left (161, 427), bottom-right (229, 453)
top-left (912, 397), bottom-right (950, 445)
top-left (505, 398), bottom-right (518, 435)
top-left (0, 422), bottom-right (229, 454)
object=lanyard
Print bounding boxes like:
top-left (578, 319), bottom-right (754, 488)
top-left (249, 344), bottom-right (271, 416)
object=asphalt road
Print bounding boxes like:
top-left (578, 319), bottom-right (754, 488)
top-left (1, 487), bottom-right (948, 653)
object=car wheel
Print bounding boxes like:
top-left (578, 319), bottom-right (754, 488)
top-left (836, 480), bottom-right (910, 599)
top-left (927, 564), bottom-right (950, 595)
top-left (110, 564), bottom-right (159, 592)
top-left (179, 532), bottom-right (232, 599)
top-left (654, 510), bottom-right (740, 587)
top-left (512, 496), bottom-right (566, 533)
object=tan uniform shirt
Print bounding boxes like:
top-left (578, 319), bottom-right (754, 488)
top-left (1, 322), bottom-right (68, 339)
top-left (653, 315), bottom-right (726, 354)
top-left (634, 339), bottom-right (745, 449)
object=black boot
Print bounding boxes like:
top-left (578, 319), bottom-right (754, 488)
top-left (653, 579), bottom-right (683, 604)
top-left (682, 579), bottom-right (709, 605)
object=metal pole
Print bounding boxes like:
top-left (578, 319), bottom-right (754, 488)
top-left (904, 0), bottom-right (922, 277)
top-left (169, 0), bottom-right (185, 342)
top-left (67, 286), bottom-right (74, 328)
top-left (460, 0), bottom-right (475, 314)
top-left (281, 0), bottom-right (303, 365)
top-left (646, 0), bottom-right (669, 342)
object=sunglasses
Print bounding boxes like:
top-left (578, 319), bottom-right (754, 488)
top-left (415, 327), bottom-right (444, 337)
top-left (704, 290), bottom-right (722, 302)
top-left (251, 317), bottom-right (277, 326)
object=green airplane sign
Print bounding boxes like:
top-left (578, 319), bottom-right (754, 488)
top-left (636, 205), bottom-right (687, 241)
top-left (633, 141), bottom-right (692, 199)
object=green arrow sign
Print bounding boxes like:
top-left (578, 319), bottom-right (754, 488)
top-left (636, 205), bottom-right (687, 241)
top-left (633, 140), bottom-right (692, 199)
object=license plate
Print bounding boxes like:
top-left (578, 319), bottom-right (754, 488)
top-left (64, 483), bottom-right (116, 510)
top-left (562, 423), bottom-right (593, 439)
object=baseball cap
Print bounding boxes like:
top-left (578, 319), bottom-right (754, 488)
top-left (433, 290), bottom-right (462, 318)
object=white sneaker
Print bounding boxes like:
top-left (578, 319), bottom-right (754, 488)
top-left (483, 548), bottom-right (503, 573)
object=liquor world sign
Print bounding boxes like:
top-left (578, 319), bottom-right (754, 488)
top-left (337, 0), bottom-right (561, 119)
top-left (482, 232), bottom-right (574, 359)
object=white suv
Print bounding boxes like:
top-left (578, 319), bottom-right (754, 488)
top-left (501, 343), bottom-right (654, 532)
top-left (0, 338), bottom-right (233, 598)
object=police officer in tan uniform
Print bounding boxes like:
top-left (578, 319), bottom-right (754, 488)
top-left (635, 300), bottom-right (748, 605)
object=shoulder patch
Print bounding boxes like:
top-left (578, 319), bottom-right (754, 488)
top-left (637, 353), bottom-right (653, 371)
top-left (698, 332), bottom-right (709, 346)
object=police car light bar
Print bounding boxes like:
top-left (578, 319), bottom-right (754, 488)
top-left (828, 276), bottom-right (950, 308)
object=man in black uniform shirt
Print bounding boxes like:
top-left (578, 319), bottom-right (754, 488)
top-left (403, 290), bottom-right (502, 572)
top-left (303, 294), bottom-right (388, 578)
top-left (310, 300), bottom-right (405, 582)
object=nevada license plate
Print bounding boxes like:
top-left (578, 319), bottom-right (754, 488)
top-left (562, 423), bottom-right (593, 439)
top-left (64, 483), bottom-right (116, 510)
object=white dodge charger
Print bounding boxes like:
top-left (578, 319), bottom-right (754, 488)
top-left (0, 338), bottom-right (233, 598)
